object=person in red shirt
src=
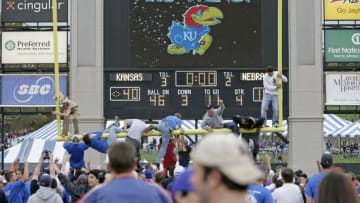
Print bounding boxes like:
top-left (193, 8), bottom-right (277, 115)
top-left (158, 138), bottom-right (176, 177)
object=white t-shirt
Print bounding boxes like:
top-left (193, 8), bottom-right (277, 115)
top-left (126, 119), bottom-right (147, 143)
top-left (263, 71), bottom-right (288, 95)
top-left (272, 183), bottom-right (303, 203)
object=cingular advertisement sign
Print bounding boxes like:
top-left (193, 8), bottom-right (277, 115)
top-left (2, 31), bottom-right (67, 64)
top-left (1, 0), bottom-right (68, 22)
top-left (325, 30), bottom-right (360, 62)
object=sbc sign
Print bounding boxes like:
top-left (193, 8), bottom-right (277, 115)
top-left (1, 75), bottom-right (67, 106)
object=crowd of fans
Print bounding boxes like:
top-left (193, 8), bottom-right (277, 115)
top-left (0, 132), bottom-right (358, 203)
top-left (2, 129), bottom-right (34, 149)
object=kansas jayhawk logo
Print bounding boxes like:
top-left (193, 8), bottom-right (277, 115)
top-left (167, 5), bottom-right (223, 55)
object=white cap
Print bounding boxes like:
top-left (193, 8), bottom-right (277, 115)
top-left (174, 165), bottom-right (185, 177)
top-left (193, 133), bottom-right (263, 185)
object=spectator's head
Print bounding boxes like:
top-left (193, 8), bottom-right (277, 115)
top-left (76, 174), bottom-right (88, 185)
top-left (294, 170), bottom-right (303, 178)
top-left (28, 172), bottom-right (34, 180)
top-left (275, 166), bottom-right (282, 176)
top-left (355, 175), bottom-right (360, 186)
top-left (281, 168), bottom-right (294, 184)
top-left (317, 171), bottom-right (360, 203)
top-left (173, 169), bottom-right (199, 203)
top-left (88, 169), bottom-right (105, 187)
top-left (154, 172), bottom-right (164, 184)
top-left (206, 105), bottom-right (215, 117)
top-left (72, 136), bottom-right (80, 145)
top-left (16, 168), bottom-right (24, 181)
top-left (83, 134), bottom-right (93, 145)
top-left (108, 142), bottom-right (137, 175)
top-left (185, 145), bottom-right (192, 153)
top-left (175, 166), bottom-right (185, 178)
top-left (174, 113), bottom-right (182, 119)
top-left (39, 174), bottom-right (52, 187)
top-left (191, 134), bottom-right (263, 203)
top-left (144, 169), bottom-right (153, 181)
top-left (274, 176), bottom-right (283, 188)
top-left (266, 66), bottom-right (274, 76)
top-left (0, 176), bottom-right (6, 190)
top-left (321, 152), bottom-right (333, 169)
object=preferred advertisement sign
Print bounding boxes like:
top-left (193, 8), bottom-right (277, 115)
top-left (324, 0), bottom-right (360, 20)
top-left (325, 30), bottom-right (360, 62)
top-left (1, 74), bottom-right (67, 106)
top-left (326, 72), bottom-right (360, 105)
top-left (2, 31), bottom-right (67, 64)
top-left (1, 0), bottom-right (68, 22)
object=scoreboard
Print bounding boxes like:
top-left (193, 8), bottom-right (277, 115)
top-left (104, 0), bottom-right (289, 119)
top-left (104, 70), bottom-right (289, 119)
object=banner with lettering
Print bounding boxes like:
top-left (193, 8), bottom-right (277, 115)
top-left (326, 72), bottom-right (360, 105)
top-left (1, 74), bottom-right (67, 106)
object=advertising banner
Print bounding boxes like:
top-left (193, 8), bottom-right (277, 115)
top-left (1, 74), bottom-right (67, 106)
top-left (324, 0), bottom-right (360, 20)
top-left (1, 0), bottom-right (68, 22)
top-left (325, 30), bottom-right (360, 62)
top-left (2, 31), bottom-right (67, 64)
top-left (326, 72), bottom-right (360, 105)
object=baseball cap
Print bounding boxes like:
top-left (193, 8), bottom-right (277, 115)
top-left (321, 152), bottom-right (333, 167)
top-left (61, 97), bottom-right (70, 104)
top-left (144, 169), bottom-right (153, 180)
top-left (172, 168), bottom-right (195, 197)
top-left (39, 174), bottom-right (52, 186)
top-left (0, 176), bottom-right (7, 184)
top-left (77, 174), bottom-right (88, 185)
top-left (72, 136), bottom-right (80, 145)
top-left (174, 165), bottom-right (185, 177)
top-left (29, 172), bottom-right (34, 177)
top-left (193, 133), bottom-right (263, 185)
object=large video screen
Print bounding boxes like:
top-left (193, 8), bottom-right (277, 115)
top-left (130, 0), bottom-right (262, 68)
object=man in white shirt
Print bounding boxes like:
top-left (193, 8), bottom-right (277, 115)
top-left (272, 168), bottom-right (304, 203)
top-left (261, 66), bottom-right (288, 127)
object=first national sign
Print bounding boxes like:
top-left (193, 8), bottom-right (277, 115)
top-left (1, 0), bottom-right (68, 22)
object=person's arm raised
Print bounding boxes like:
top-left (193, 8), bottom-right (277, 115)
top-left (22, 161), bottom-right (29, 183)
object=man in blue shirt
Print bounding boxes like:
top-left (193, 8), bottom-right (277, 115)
top-left (83, 142), bottom-right (171, 203)
top-left (4, 160), bottom-right (29, 203)
top-left (247, 167), bottom-right (273, 203)
top-left (147, 113), bottom-right (183, 166)
top-left (64, 135), bottom-right (89, 169)
top-left (305, 152), bottom-right (333, 203)
top-left (83, 131), bottom-right (108, 153)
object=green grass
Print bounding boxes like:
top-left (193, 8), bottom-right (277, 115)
top-left (141, 149), bottom-right (158, 163)
top-left (140, 149), bottom-right (360, 164)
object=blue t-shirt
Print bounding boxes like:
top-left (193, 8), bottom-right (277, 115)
top-left (22, 180), bottom-right (30, 202)
top-left (305, 171), bottom-right (328, 202)
top-left (90, 131), bottom-right (107, 153)
top-left (247, 184), bottom-right (273, 203)
top-left (4, 180), bottom-right (25, 203)
top-left (357, 186), bottom-right (360, 198)
top-left (83, 177), bottom-right (171, 203)
top-left (162, 116), bottom-right (182, 131)
top-left (63, 189), bottom-right (71, 203)
top-left (64, 142), bottom-right (89, 168)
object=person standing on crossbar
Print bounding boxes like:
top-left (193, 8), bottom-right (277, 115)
top-left (52, 93), bottom-right (80, 136)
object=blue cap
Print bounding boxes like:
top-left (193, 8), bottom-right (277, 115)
top-left (172, 168), bottom-right (195, 198)
top-left (39, 174), bottom-right (52, 186)
top-left (144, 169), bottom-right (152, 180)
top-left (29, 172), bottom-right (34, 177)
